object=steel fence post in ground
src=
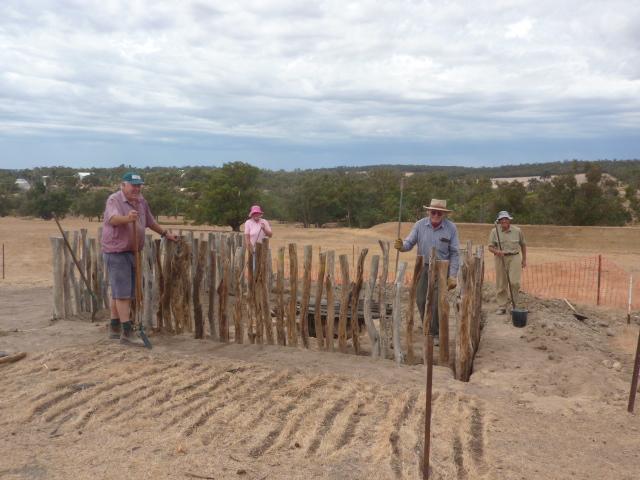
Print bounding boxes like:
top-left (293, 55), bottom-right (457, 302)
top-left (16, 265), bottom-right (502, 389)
top-left (597, 254), bottom-right (602, 306)
top-left (423, 333), bottom-right (434, 479)
top-left (628, 325), bottom-right (640, 413)
top-left (628, 275), bottom-right (633, 325)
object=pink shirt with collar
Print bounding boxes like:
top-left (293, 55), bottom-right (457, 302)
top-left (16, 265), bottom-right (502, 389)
top-left (101, 190), bottom-right (155, 253)
top-left (244, 218), bottom-right (271, 248)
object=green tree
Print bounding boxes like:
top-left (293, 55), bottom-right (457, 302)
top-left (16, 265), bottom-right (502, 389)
top-left (189, 162), bottom-right (261, 231)
top-left (21, 182), bottom-right (71, 219)
top-left (73, 189), bottom-right (110, 221)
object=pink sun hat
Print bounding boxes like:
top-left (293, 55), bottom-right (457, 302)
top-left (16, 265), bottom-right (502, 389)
top-left (248, 205), bottom-right (264, 218)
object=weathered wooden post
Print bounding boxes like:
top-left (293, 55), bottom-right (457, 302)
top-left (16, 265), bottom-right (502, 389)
top-left (154, 238), bottom-right (164, 331)
top-left (363, 255), bottom-right (381, 357)
top-left (437, 260), bottom-right (450, 365)
top-left (98, 227), bottom-right (109, 309)
top-left (314, 251), bottom-right (327, 349)
top-left (246, 246), bottom-right (256, 344)
top-left (254, 242), bottom-right (265, 344)
top-left (193, 239), bottom-right (206, 339)
top-left (378, 240), bottom-right (391, 358)
top-left (161, 239), bottom-right (174, 332)
top-left (90, 234), bottom-right (99, 316)
top-left (276, 247), bottom-right (286, 345)
top-left (94, 235), bottom-right (104, 311)
top-left (325, 250), bottom-right (336, 351)
top-left (50, 237), bottom-right (64, 319)
top-left (233, 245), bottom-right (245, 343)
top-left (287, 243), bottom-right (299, 347)
top-left (392, 261), bottom-right (408, 365)
top-left (58, 231), bottom-right (69, 316)
top-left (218, 241), bottom-right (230, 342)
top-left (207, 241), bottom-right (218, 340)
top-left (338, 254), bottom-right (351, 353)
top-left (71, 232), bottom-right (82, 314)
top-left (61, 231), bottom-right (72, 317)
top-left (80, 228), bottom-right (88, 312)
top-left (406, 255), bottom-right (424, 364)
top-left (299, 245), bottom-right (313, 348)
top-left (260, 240), bottom-right (274, 345)
top-left (142, 236), bottom-right (154, 329)
top-left (455, 253), bottom-right (473, 381)
top-left (350, 248), bottom-right (368, 354)
top-left (170, 239), bottom-right (192, 334)
top-left (471, 247), bottom-right (483, 351)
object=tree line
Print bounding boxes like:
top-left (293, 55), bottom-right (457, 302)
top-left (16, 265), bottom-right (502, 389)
top-left (1, 159), bottom-right (638, 229)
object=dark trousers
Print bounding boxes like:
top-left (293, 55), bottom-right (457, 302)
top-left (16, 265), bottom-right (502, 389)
top-left (416, 266), bottom-right (439, 336)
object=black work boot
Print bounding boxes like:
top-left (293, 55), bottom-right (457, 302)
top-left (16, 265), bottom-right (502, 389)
top-left (120, 321), bottom-right (144, 347)
top-left (108, 319), bottom-right (121, 339)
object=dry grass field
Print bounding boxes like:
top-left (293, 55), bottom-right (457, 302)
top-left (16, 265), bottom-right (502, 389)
top-left (1, 216), bottom-right (640, 479)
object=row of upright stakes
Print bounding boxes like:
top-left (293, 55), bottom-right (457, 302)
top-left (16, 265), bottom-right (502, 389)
top-left (50, 230), bottom-right (484, 380)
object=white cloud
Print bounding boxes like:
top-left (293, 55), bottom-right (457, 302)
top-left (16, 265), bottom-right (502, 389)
top-left (0, 0), bottom-right (639, 167)
top-left (505, 18), bottom-right (534, 39)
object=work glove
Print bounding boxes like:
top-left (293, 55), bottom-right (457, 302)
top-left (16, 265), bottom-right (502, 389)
top-left (393, 238), bottom-right (403, 251)
top-left (447, 277), bottom-right (457, 290)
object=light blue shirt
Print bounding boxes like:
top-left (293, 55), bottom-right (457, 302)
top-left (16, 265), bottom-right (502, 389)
top-left (402, 217), bottom-right (460, 276)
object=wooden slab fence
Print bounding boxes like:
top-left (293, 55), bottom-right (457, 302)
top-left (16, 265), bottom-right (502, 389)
top-left (50, 231), bottom-right (485, 378)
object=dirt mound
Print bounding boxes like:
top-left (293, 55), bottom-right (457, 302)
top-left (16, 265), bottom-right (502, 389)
top-left (2, 345), bottom-right (489, 479)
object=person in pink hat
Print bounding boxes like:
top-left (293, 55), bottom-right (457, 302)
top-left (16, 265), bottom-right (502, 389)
top-left (244, 204), bottom-right (272, 251)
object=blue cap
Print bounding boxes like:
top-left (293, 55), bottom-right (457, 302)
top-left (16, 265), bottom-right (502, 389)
top-left (122, 172), bottom-right (144, 185)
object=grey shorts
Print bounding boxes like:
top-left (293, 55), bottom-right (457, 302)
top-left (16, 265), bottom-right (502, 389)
top-left (104, 252), bottom-right (135, 299)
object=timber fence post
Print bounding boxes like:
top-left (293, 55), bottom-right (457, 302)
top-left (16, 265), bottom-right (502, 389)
top-left (193, 239), bottom-right (206, 339)
top-left (392, 261), bottom-right (407, 364)
top-left (261, 240), bottom-right (274, 345)
top-left (350, 248), bottom-right (368, 354)
top-left (407, 255), bottom-right (424, 364)
top-left (364, 255), bottom-right (380, 357)
top-left (378, 240), bottom-right (391, 359)
top-left (314, 251), bottom-right (327, 349)
top-left (276, 247), bottom-right (286, 346)
top-left (338, 254), bottom-right (351, 353)
top-left (325, 250), bottom-right (336, 352)
top-left (287, 243), bottom-right (299, 347)
top-left (50, 237), bottom-right (64, 319)
top-left (300, 245), bottom-right (312, 348)
top-left (437, 260), bottom-right (450, 365)
top-left (233, 245), bottom-right (245, 343)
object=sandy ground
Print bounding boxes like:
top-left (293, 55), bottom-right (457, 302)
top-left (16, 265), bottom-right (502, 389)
top-left (1, 217), bottom-right (640, 479)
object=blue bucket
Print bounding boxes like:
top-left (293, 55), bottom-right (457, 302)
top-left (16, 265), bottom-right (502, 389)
top-left (511, 308), bottom-right (528, 328)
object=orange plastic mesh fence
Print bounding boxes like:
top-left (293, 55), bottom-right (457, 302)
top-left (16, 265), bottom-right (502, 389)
top-left (484, 255), bottom-right (637, 310)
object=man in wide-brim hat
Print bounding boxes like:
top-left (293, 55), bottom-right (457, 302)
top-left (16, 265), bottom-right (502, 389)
top-left (488, 210), bottom-right (527, 314)
top-left (394, 198), bottom-right (460, 345)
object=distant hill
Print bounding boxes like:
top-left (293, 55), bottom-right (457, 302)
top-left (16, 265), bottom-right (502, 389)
top-left (332, 159), bottom-right (640, 183)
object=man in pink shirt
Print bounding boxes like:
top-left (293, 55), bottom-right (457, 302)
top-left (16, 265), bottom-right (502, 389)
top-left (102, 172), bottom-right (177, 345)
top-left (244, 205), bottom-right (272, 251)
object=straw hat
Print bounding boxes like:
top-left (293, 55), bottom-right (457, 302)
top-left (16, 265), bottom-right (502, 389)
top-left (423, 199), bottom-right (452, 212)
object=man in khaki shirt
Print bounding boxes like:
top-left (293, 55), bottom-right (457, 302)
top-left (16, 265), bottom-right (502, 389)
top-left (488, 211), bottom-right (527, 314)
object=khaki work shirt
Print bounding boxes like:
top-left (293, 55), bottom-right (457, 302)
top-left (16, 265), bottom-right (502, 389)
top-left (488, 225), bottom-right (525, 255)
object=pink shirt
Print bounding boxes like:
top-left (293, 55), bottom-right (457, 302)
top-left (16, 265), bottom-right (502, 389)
top-left (101, 190), bottom-right (155, 253)
top-left (244, 218), bottom-right (271, 248)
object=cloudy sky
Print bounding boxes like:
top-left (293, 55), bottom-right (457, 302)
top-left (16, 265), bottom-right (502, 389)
top-left (1, 0), bottom-right (639, 170)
